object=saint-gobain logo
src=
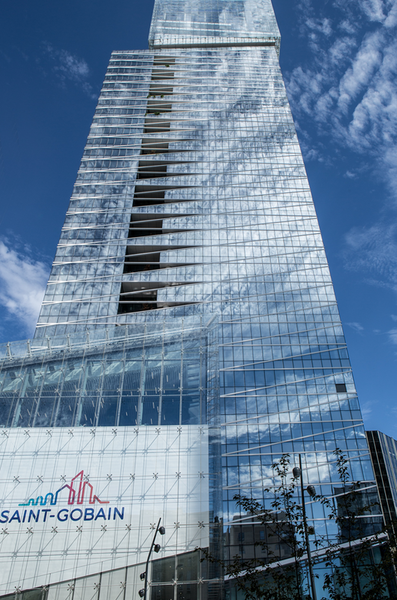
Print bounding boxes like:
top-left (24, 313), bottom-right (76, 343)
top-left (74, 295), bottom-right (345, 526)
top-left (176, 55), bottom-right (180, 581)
top-left (19, 470), bottom-right (109, 507)
top-left (0, 471), bottom-right (124, 525)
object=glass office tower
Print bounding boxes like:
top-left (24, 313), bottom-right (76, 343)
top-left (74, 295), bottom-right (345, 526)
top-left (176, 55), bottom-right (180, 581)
top-left (0, 1), bottom-right (383, 598)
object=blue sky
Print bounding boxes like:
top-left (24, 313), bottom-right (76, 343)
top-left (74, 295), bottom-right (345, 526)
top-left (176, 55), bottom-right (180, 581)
top-left (1, 0), bottom-right (396, 436)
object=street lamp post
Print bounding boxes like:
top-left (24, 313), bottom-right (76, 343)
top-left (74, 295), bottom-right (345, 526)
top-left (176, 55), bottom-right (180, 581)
top-left (293, 455), bottom-right (318, 600)
top-left (139, 518), bottom-right (166, 600)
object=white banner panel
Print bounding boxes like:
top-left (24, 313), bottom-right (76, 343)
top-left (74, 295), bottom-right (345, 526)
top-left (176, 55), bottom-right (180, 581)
top-left (0, 426), bottom-right (209, 594)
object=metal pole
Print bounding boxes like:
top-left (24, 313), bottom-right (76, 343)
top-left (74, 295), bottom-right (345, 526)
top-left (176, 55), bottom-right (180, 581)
top-left (143, 518), bottom-right (162, 600)
top-left (299, 454), bottom-right (317, 600)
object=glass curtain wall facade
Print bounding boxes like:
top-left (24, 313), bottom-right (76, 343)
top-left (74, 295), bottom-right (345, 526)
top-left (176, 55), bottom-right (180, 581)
top-left (367, 430), bottom-right (397, 529)
top-left (0, 0), bottom-right (384, 598)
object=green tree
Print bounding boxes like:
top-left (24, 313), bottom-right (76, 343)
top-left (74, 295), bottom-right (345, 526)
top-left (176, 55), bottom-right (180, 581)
top-left (320, 449), bottom-right (394, 600)
top-left (204, 454), bottom-right (311, 599)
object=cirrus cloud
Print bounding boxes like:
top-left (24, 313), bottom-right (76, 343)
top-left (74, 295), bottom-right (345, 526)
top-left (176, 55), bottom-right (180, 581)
top-left (286, 0), bottom-right (397, 196)
top-left (343, 222), bottom-right (397, 290)
top-left (43, 43), bottom-right (97, 99)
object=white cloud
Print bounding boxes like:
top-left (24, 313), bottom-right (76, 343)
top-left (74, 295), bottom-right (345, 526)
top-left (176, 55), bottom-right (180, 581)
top-left (359, 400), bottom-right (373, 420)
top-left (385, 2), bottom-right (397, 27)
top-left (44, 43), bottom-right (96, 99)
top-left (0, 240), bottom-right (50, 337)
top-left (388, 328), bottom-right (397, 344)
top-left (58, 50), bottom-right (89, 79)
top-left (329, 36), bottom-right (358, 66)
top-left (338, 20), bottom-right (358, 34)
top-left (337, 30), bottom-right (383, 114)
top-left (346, 322), bottom-right (364, 333)
top-left (306, 17), bottom-right (333, 37)
top-left (360, 0), bottom-right (387, 22)
top-left (343, 223), bottom-right (397, 292)
top-left (286, 0), bottom-right (397, 193)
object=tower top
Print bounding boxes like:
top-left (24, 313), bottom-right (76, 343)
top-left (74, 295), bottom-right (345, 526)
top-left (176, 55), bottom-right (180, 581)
top-left (149, 0), bottom-right (280, 50)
